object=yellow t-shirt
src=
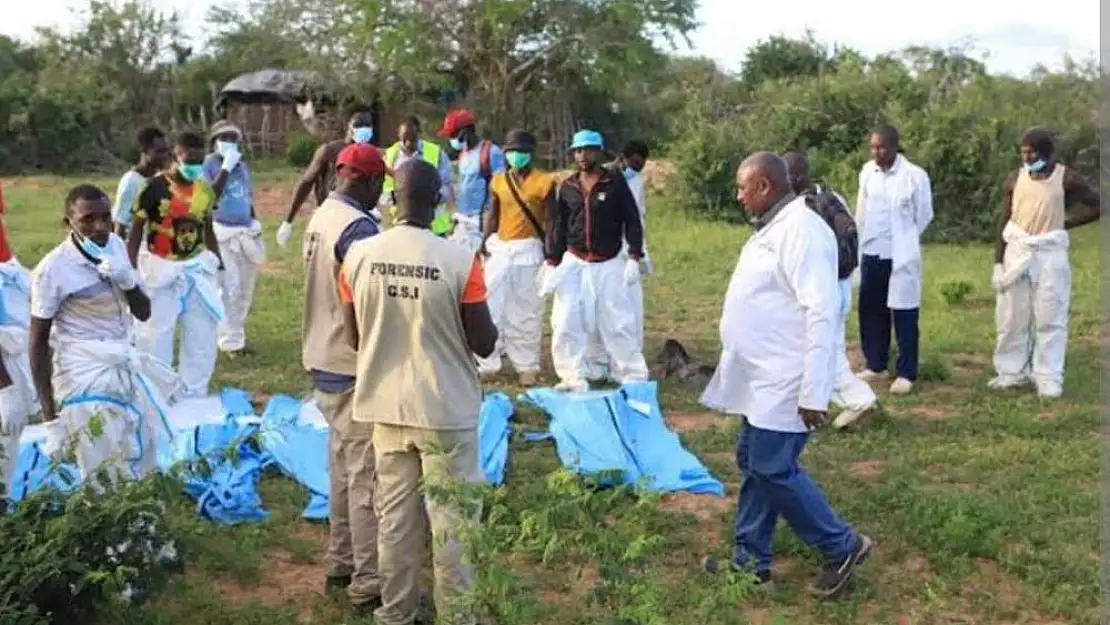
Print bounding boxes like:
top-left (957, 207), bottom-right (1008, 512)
top-left (490, 170), bottom-right (555, 241)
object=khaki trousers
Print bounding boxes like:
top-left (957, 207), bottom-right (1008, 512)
top-left (315, 389), bottom-right (380, 604)
top-left (372, 424), bottom-right (483, 625)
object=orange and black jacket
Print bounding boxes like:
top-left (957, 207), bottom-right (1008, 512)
top-left (547, 169), bottom-right (643, 265)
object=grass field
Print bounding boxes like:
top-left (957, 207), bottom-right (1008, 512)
top-left (1, 168), bottom-right (1098, 625)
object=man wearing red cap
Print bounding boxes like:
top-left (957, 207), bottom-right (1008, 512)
top-left (438, 109), bottom-right (505, 254)
top-left (301, 143), bottom-right (387, 613)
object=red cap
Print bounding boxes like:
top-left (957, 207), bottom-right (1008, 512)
top-left (336, 144), bottom-right (385, 178)
top-left (437, 109), bottom-right (476, 138)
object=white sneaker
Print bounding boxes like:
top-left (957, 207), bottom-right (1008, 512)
top-left (1035, 380), bottom-right (1062, 399)
top-left (832, 401), bottom-right (876, 429)
top-left (857, 369), bottom-right (885, 382)
top-left (889, 378), bottom-right (914, 395)
top-left (987, 375), bottom-right (1029, 390)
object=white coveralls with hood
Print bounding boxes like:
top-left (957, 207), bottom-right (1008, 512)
top-left (540, 130), bottom-right (650, 391)
top-left (990, 161), bottom-right (1096, 398)
top-left (130, 167), bottom-right (227, 398)
top-left (585, 162), bottom-right (653, 382)
top-left (203, 122), bottom-right (265, 355)
top-left (31, 234), bottom-right (178, 484)
top-left (0, 256), bottom-right (39, 498)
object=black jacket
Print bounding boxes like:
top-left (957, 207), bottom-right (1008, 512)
top-left (547, 169), bottom-right (644, 264)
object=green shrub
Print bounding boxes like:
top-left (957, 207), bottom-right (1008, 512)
top-left (0, 474), bottom-right (182, 625)
top-left (285, 132), bottom-right (318, 169)
top-left (940, 279), bottom-right (974, 306)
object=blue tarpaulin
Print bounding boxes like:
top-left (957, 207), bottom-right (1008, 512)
top-left (521, 382), bottom-right (724, 496)
top-left (10, 386), bottom-right (518, 522)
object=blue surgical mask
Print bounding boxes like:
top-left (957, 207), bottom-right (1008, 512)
top-left (1023, 158), bottom-right (1048, 173)
top-left (216, 140), bottom-right (238, 156)
top-left (179, 163), bottom-right (204, 182)
top-left (73, 233), bottom-right (104, 259)
top-left (449, 137), bottom-right (465, 151)
top-left (352, 126), bottom-right (374, 144)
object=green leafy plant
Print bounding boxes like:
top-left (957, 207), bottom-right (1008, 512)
top-left (284, 131), bottom-right (317, 168)
top-left (940, 279), bottom-right (974, 306)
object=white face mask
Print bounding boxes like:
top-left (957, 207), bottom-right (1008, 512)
top-left (216, 140), bottom-right (239, 156)
top-left (449, 137), bottom-right (465, 151)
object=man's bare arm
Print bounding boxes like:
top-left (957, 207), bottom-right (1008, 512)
top-left (1063, 168), bottom-right (1101, 229)
top-left (127, 216), bottom-right (146, 268)
top-left (995, 171), bottom-right (1018, 263)
top-left (29, 317), bottom-right (56, 421)
top-left (285, 143), bottom-right (333, 223)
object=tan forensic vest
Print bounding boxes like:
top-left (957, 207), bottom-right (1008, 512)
top-left (1011, 164), bottom-right (1066, 236)
top-left (301, 197), bottom-right (370, 376)
top-left (343, 225), bottom-right (481, 430)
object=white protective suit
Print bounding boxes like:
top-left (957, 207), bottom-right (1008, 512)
top-left (213, 220), bottom-right (265, 352)
top-left (52, 339), bottom-right (178, 485)
top-left (855, 155), bottom-right (934, 310)
top-left (544, 253), bottom-right (650, 390)
top-left (0, 259), bottom-right (38, 498)
top-left (476, 235), bottom-right (544, 376)
top-left (831, 280), bottom-right (877, 413)
top-left (992, 221), bottom-right (1071, 390)
top-left (134, 249), bottom-right (224, 398)
top-left (585, 168), bottom-right (651, 381)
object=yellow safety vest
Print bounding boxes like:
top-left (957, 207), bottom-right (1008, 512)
top-left (384, 141), bottom-right (452, 235)
top-left (383, 141), bottom-right (442, 193)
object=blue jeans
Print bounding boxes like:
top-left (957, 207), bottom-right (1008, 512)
top-left (733, 422), bottom-right (858, 572)
top-left (858, 254), bottom-right (920, 380)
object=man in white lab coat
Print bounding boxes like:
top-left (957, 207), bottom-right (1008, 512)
top-left (701, 153), bottom-right (873, 598)
top-left (855, 125), bottom-right (933, 395)
top-left (783, 151), bottom-right (876, 429)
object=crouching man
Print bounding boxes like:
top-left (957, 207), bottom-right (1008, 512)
top-left (30, 185), bottom-right (177, 486)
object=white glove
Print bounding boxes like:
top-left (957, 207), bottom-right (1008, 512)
top-left (221, 149), bottom-right (242, 172)
top-left (623, 258), bottom-right (641, 286)
top-left (536, 264), bottom-right (556, 297)
top-left (276, 221), bottom-right (294, 247)
top-left (850, 267), bottom-right (861, 288)
top-left (98, 259), bottom-right (137, 290)
top-left (0, 384), bottom-right (27, 434)
top-left (40, 419), bottom-right (66, 459)
top-left (249, 219), bottom-right (263, 234)
top-left (991, 263), bottom-right (1005, 292)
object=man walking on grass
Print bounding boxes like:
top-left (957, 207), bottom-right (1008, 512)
top-left (701, 153), bottom-right (873, 599)
top-left (783, 151), bottom-right (877, 429)
top-left (203, 121), bottom-right (264, 359)
top-left (339, 159), bottom-right (497, 624)
top-left (112, 127), bottom-right (170, 239)
top-left (127, 131), bottom-right (228, 399)
top-left (302, 143), bottom-right (387, 613)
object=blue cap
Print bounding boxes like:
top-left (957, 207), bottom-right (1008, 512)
top-left (569, 129), bottom-right (604, 150)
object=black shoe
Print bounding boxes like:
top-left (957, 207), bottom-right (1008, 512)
top-left (809, 534), bottom-right (874, 599)
top-left (325, 574), bottom-right (351, 594)
top-left (350, 594), bottom-right (382, 616)
top-left (701, 556), bottom-right (774, 590)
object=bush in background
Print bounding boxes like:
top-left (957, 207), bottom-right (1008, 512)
top-left (284, 131), bottom-right (318, 168)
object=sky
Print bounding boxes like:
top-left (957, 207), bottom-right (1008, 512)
top-left (0, 0), bottom-right (1100, 77)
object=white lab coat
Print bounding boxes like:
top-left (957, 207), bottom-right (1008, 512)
top-left (701, 197), bottom-right (839, 433)
top-left (855, 155), bottom-right (934, 309)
